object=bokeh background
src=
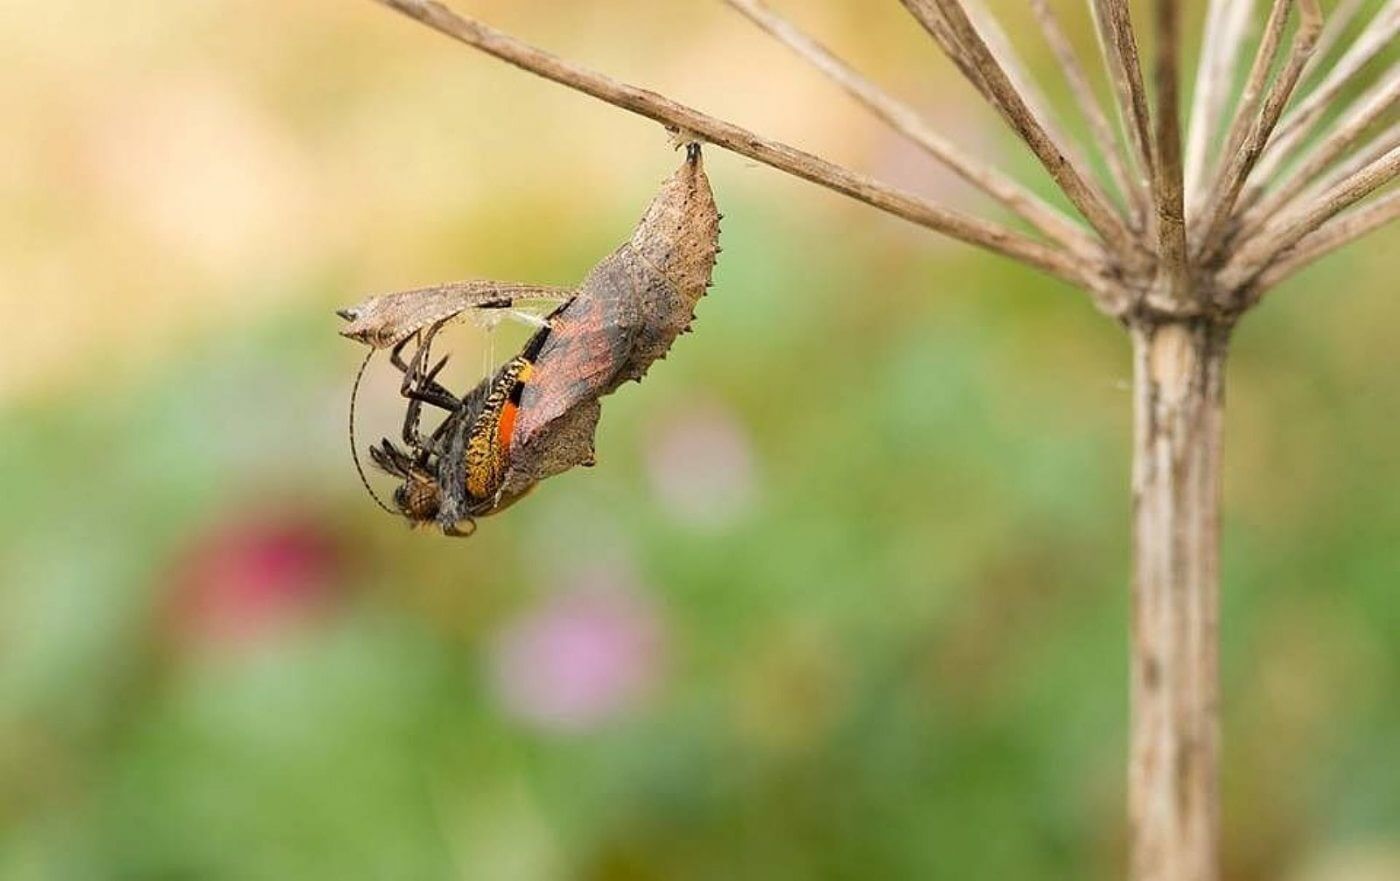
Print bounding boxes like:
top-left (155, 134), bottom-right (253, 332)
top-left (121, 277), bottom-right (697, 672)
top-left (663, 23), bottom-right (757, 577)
top-left (2, 1), bottom-right (1397, 879)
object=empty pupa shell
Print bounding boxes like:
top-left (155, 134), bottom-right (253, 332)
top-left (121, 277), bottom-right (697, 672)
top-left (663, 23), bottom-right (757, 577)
top-left (504, 144), bottom-right (720, 489)
top-left (342, 145), bottom-right (720, 518)
top-left (338, 281), bottom-right (573, 348)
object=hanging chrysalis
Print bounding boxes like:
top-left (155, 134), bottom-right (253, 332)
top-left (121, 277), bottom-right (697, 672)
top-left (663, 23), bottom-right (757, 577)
top-left (339, 143), bottom-right (721, 535)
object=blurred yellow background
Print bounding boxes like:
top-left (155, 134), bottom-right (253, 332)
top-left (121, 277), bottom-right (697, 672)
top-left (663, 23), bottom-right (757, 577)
top-left (1, 1), bottom-right (1397, 879)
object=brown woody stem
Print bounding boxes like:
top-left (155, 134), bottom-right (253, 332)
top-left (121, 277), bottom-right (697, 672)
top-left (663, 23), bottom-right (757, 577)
top-left (960, 0), bottom-right (1110, 217)
top-left (720, 0), bottom-right (1101, 261)
top-left (1237, 68), bottom-right (1400, 232)
top-left (1194, 0), bottom-right (1322, 260)
top-left (1222, 144), bottom-right (1400, 289)
top-left (1129, 318), bottom-right (1230, 881)
top-left (1152, 0), bottom-right (1189, 298)
top-left (1029, 0), bottom-right (1145, 226)
top-left (1255, 186), bottom-right (1400, 291)
top-left (1091, 0), bottom-right (1157, 197)
top-left (903, 0), bottom-right (1146, 268)
top-left (1184, 0), bottom-right (1253, 216)
top-left (360, 5), bottom-right (1400, 881)
top-left (1256, 0), bottom-right (1400, 183)
top-left (368, 0), bottom-right (1100, 289)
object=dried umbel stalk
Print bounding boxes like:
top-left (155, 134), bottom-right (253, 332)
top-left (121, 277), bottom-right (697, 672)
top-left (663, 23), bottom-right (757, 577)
top-left (362, 1), bottom-right (1400, 878)
top-left (341, 145), bottom-right (721, 534)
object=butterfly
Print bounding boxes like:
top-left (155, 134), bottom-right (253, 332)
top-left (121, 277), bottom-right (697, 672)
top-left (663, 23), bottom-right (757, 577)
top-left (340, 144), bottom-right (721, 536)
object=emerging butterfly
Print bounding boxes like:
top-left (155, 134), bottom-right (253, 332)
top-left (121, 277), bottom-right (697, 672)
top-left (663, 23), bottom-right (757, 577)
top-left (340, 143), bottom-right (721, 536)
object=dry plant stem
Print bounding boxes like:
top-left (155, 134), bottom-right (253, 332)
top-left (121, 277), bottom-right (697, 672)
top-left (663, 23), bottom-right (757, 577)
top-left (1152, 0), bottom-right (1189, 296)
top-left (1209, 0), bottom-right (1291, 165)
top-left (720, 0), bottom-right (1101, 261)
top-left (361, 6), bottom-right (1400, 881)
top-left (368, 0), bottom-right (1101, 290)
top-left (1277, 0), bottom-right (1400, 143)
top-left (960, 0), bottom-right (1113, 217)
top-left (1129, 318), bottom-right (1229, 881)
top-left (1251, 0), bottom-right (1400, 192)
top-left (962, 0), bottom-right (1057, 125)
top-left (1221, 144), bottom-right (1400, 288)
top-left (1298, 0), bottom-right (1365, 88)
top-left (1303, 120), bottom-right (1400, 197)
top-left (1282, 119), bottom-right (1400, 215)
top-left (1091, 0), bottom-right (1158, 197)
top-left (1237, 67), bottom-right (1400, 232)
top-left (1195, 0), bottom-right (1321, 257)
top-left (1029, 0), bottom-right (1147, 228)
top-left (905, 0), bottom-right (1145, 267)
top-left (1184, 0), bottom-right (1256, 214)
top-left (900, 0), bottom-right (995, 100)
top-left (1255, 186), bottom-right (1400, 288)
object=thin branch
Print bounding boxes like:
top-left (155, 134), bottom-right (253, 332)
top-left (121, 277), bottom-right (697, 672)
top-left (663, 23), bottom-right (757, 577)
top-left (1302, 119), bottom-right (1400, 196)
top-left (1089, 0), bottom-right (1158, 198)
top-left (1184, 0), bottom-right (1256, 216)
top-left (1255, 186), bottom-right (1400, 288)
top-left (1297, 0), bottom-right (1366, 90)
top-left (962, 0), bottom-right (1057, 123)
top-left (1220, 143), bottom-right (1400, 288)
top-left (1235, 72), bottom-right (1400, 242)
top-left (960, 0), bottom-right (1115, 218)
top-left (1215, 0), bottom-right (1294, 165)
top-left (1250, 0), bottom-right (1400, 191)
top-left (899, 0), bottom-right (995, 100)
top-left (1152, 0), bottom-right (1189, 292)
top-left (902, 0), bottom-right (1146, 267)
top-left (367, 0), bottom-right (1102, 289)
top-left (720, 0), bottom-right (1101, 260)
top-left (1029, 0), bottom-right (1146, 227)
top-left (1195, 0), bottom-right (1322, 258)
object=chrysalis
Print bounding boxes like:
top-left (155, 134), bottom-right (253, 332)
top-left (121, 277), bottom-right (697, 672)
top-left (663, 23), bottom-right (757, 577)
top-left (341, 144), bottom-right (721, 535)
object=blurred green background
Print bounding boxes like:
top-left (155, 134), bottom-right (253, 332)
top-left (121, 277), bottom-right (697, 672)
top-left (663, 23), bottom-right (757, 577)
top-left (1, 1), bottom-right (1397, 879)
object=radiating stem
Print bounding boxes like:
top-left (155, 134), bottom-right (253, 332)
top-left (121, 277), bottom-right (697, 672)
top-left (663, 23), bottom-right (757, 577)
top-left (720, 0), bottom-right (1101, 261)
top-left (1030, 0), bottom-right (1145, 225)
top-left (368, 0), bottom-right (1100, 288)
top-left (1255, 187), bottom-right (1400, 290)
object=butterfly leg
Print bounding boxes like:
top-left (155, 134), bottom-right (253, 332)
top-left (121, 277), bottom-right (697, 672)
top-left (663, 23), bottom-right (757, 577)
top-left (400, 352), bottom-right (456, 448)
top-left (390, 326), bottom-right (460, 409)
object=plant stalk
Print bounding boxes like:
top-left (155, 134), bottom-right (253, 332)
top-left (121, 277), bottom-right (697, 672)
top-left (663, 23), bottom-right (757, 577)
top-left (1128, 318), bottom-right (1230, 881)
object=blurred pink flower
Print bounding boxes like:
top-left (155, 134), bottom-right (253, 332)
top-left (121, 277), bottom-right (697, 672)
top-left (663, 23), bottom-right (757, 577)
top-left (491, 570), bottom-right (665, 733)
top-left (164, 510), bottom-right (344, 651)
top-left (644, 401), bottom-right (758, 529)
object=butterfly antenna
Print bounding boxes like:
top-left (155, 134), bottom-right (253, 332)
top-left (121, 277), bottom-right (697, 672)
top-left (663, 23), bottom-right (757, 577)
top-left (349, 347), bottom-right (397, 515)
